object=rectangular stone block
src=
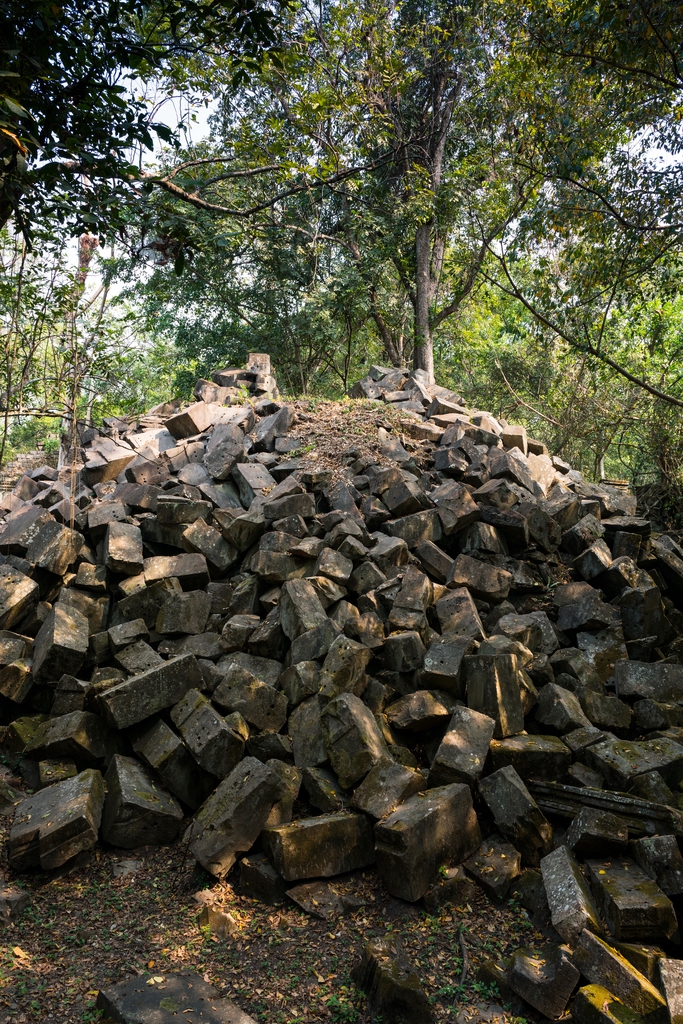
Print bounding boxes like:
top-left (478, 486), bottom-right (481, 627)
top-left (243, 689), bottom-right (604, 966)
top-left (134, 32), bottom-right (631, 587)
top-left (104, 521), bottom-right (144, 575)
top-left (0, 565), bottom-right (39, 632)
top-left (489, 734), bottom-right (571, 781)
top-left (659, 959), bottom-right (683, 1024)
top-left (187, 757), bottom-right (287, 877)
top-left (352, 759), bottom-right (426, 819)
top-left (384, 509), bottom-right (442, 549)
top-left (540, 845), bottom-right (603, 945)
top-left (165, 400), bottom-right (231, 439)
top-left (429, 706), bottom-right (495, 787)
top-left (615, 660), bottom-right (683, 702)
top-left (262, 812), bottom-right (375, 881)
top-left (464, 654), bottom-right (525, 738)
top-left (171, 688), bottom-right (245, 778)
top-left (421, 634), bottom-right (475, 695)
top-left (32, 603), bottom-right (89, 682)
top-left (435, 587), bottom-right (485, 639)
top-left (586, 857), bottom-right (679, 943)
top-left (97, 653), bottom-right (203, 729)
top-left (132, 719), bottom-right (215, 810)
top-left (25, 520), bottom-right (83, 575)
top-left (573, 929), bottom-right (667, 1018)
top-left (586, 736), bottom-right (683, 791)
top-left (143, 553), bottom-right (210, 590)
top-left (25, 710), bottom-right (113, 766)
top-left (374, 783), bottom-right (481, 902)
top-left (8, 769), bottom-right (105, 871)
top-left (0, 505), bottom-right (54, 554)
top-left (101, 754), bottom-right (183, 848)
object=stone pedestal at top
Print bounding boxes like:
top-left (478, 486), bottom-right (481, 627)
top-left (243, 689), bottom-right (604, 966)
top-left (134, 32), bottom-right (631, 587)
top-left (207, 352), bottom-right (279, 401)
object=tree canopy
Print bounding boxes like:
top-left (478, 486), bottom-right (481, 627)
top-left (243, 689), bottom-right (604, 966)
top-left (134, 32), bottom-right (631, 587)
top-left (3, 0), bottom-right (683, 518)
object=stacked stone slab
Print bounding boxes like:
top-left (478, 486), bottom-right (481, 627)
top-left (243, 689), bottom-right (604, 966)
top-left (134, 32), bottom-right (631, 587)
top-left (4, 359), bottom-right (683, 1020)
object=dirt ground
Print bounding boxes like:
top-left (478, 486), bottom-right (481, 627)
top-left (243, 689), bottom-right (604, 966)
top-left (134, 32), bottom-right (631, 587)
top-left (287, 398), bottom-right (429, 475)
top-left (0, 806), bottom-right (543, 1024)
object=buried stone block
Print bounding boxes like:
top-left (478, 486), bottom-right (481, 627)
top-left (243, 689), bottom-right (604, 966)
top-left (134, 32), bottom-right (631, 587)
top-left (422, 864), bottom-right (477, 911)
top-left (573, 929), bottom-right (668, 1019)
top-left (197, 905), bottom-right (238, 938)
top-left (374, 783), bottom-right (481, 902)
top-left (187, 756), bottom-right (287, 878)
top-left (101, 754), bottom-right (183, 849)
top-left (262, 811), bottom-right (375, 881)
top-left (585, 857), bottom-right (679, 943)
top-left (38, 760), bottom-right (77, 787)
top-left (540, 844), bottom-right (604, 945)
top-left (479, 765), bottom-right (552, 866)
top-left (351, 938), bottom-right (434, 1024)
top-left (286, 879), bottom-right (362, 920)
top-left (9, 769), bottom-right (105, 871)
top-left (507, 944), bottom-right (580, 1020)
top-left (96, 973), bottom-right (257, 1024)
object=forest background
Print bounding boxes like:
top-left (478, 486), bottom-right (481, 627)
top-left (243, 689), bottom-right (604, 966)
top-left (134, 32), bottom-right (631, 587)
top-left (2, 0), bottom-right (683, 524)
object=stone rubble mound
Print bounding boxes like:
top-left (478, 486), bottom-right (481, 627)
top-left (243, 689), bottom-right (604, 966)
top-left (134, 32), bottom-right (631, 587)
top-left (3, 359), bottom-right (683, 1021)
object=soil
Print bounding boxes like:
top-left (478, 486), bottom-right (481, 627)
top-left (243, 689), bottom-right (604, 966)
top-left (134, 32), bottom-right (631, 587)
top-left (287, 399), bottom-right (429, 477)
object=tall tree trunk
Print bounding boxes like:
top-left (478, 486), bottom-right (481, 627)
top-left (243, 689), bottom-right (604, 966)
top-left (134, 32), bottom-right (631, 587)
top-left (414, 222), bottom-right (434, 382)
top-left (369, 287), bottom-right (404, 367)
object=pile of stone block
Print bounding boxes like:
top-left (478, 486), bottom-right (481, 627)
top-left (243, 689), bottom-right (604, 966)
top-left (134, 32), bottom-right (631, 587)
top-left (4, 360), bottom-right (683, 1021)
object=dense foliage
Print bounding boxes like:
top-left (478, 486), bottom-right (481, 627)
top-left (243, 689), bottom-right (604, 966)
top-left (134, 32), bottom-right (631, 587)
top-left (3, 0), bottom-right (683, 522)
